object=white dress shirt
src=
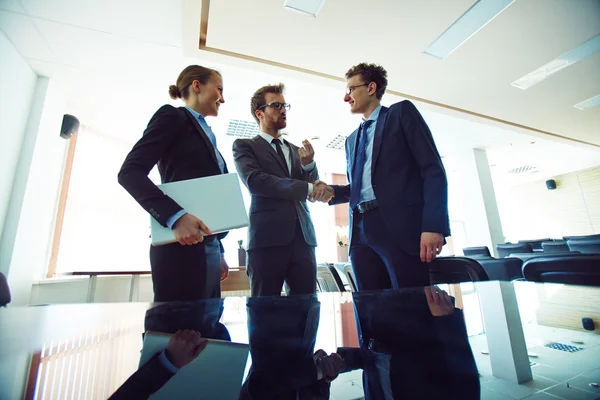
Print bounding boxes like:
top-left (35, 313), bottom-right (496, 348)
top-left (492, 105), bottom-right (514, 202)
top-left (257, 132), bottom-right (315, 195)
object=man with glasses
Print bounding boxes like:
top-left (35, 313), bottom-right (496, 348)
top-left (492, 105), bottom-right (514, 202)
top-left (313, 63), bottom-right (450, 291)
top-left (233, 83), bottom-right (328, 296)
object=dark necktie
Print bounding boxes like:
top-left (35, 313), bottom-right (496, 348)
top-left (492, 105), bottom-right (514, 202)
top-left (272, 138), bottom-right (289, 176)
top-left (349, 120), bottom-right (373, 210)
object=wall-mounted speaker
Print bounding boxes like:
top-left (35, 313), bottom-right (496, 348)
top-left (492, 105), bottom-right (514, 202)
top-left (545, 179), bottom-right (557, 190)
top-left (60, 114), bottom-right (80, 139)
top-left (582, 317), bottom-right (595, 331)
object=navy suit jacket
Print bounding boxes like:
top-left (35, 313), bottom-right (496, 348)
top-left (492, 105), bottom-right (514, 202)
top-left (330, 100), bottom-right (450, 255)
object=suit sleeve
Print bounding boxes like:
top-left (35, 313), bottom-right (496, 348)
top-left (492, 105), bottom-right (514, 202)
top-left (232, 139), bottom-right (311, 201)
top-left (329, 137), bottom-right (351, 205)
top-left (399, 101), bottom-right (450, 236)
top-left (117, 105), bottom-right (185, 227)
top-left (108, 353), bottom-right (175, 400)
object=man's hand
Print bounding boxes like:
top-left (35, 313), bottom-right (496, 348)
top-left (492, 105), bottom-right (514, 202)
top-left (173, 213), bottom-right (212, 246)
top-left (420, 232), bottom-right (444, 263)
top-left (309, 180), bottom-right (334, 203)
top-left (424, 286), bottom-right (455, 317)
top-left (220, 256), bottom-right (229, 282)
top-left (165, 330), bottom-right (208, 368)
top-left (314, 349), bottom-right (345, 383)
top-left (298, 140), bottom-right (315, 166)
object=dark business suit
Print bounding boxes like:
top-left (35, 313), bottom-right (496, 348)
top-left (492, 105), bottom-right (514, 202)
top-left (330, 100), bottom-right (450, 290)
top-left (341, 289), bottom-right (480, 400)
top-left (240, 295), bottom-right (330, 400)
top-left (118, 105), bottom-right (228, 302)
top-left (233, 135), bottom-right (318, 296)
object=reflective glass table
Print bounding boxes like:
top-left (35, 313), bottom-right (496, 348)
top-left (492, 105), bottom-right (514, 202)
top-left (1, 281), bottom-right (599, 400)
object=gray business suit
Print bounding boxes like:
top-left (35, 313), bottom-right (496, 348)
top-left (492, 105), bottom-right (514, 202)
top-left (233, 135), bottom-right (319, 296)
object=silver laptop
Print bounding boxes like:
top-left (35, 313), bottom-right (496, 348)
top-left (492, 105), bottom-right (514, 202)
top-left (139, 331), bottom-right (250, 400)
top-left (150, 173), bottom-right (249, 246)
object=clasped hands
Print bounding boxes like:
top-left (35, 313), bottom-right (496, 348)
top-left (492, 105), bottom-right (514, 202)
top-left (309, 180), bottom-right (334, 203)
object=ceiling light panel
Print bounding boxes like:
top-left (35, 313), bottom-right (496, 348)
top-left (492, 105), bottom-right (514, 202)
top-left (512, 34), bottom-right (600, 90)
top-left (574, 94), bottom-right (600, 111)
top-left (283, 0), bottom-right (325, 17)
top-left (423, 0), bottom-right (515, 60)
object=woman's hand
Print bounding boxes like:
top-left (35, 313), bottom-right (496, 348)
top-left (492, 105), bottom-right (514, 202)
top-left (173, 213), bottom-right (212, 245)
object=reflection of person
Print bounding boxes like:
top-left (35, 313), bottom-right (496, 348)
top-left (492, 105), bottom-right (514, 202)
top-left (118, 65), bottom-right (229, 302)
top-left (240, 295), bottom-right (343, 399)
top-left (108, 330), bottom-right (207, 400)
top-left (144, 297), bottom-right (231, 342)
top-left (233, 84), bottom-right (323, 297)
top-left (314, 63), bottom-right (450, 291)
top-left (338, 287), bottom-right (479, 399)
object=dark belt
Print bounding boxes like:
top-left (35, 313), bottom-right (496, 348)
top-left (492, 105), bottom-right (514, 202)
top-left (356, 200), bottom-right (379, 214)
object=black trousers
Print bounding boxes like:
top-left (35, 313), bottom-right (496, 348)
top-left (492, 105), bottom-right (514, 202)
top-left (350, 208), bottom-right (429, 290)
top-left (149, 235), bottom-right (221, 302)
top-left (247, 222), bottom-right (317, 297)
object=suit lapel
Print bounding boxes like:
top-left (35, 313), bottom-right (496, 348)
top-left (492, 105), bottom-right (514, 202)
top-left (347, 127), bottom-right (360, 181)
top-left (287, 140), bottom-right (302, 179)
top-left (371, 106), bottom-right (388, 175)
top-left (181, 107), bottom-right (219, 167)
top-left (254, 135), bottom-right (289, 176)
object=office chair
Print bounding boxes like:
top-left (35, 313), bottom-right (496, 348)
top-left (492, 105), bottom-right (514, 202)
top-left (567, 239), bottom-right (600, 254)
top-left (496, 243), bottom-right (533, 258)
top-left (429, 257), bottom-right (490, 284)
top-left (0, 272), bottom-right (11, 307)
top-left (476, 257), bottom-right (523, 281)
top-left (522, 255), bottom-right (600, 286)
top-left (343, 263), bottom-right (357, 292)
top-left (317, 265), bottom-right (344, 292)
top-left (462, 246), bottom-right (491, 257)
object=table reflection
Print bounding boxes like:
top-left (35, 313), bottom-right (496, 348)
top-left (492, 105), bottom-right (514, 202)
top-left (1, 281), bottom-right (599, 399)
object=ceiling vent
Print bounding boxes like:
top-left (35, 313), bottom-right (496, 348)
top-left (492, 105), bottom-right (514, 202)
top-left (326, 134), bottom-right (347, 150)
top-left (507, 165), bottom-right (538, 174)
top-left (226, 120), bottom-right (260, 138)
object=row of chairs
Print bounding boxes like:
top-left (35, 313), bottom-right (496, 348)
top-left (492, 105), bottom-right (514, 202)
top-left (317, 253), bottom-right (600, 293)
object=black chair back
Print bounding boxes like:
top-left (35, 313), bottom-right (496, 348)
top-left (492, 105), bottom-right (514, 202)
top-left (567, 239), bottom-right (600, 254)
top-left (496, 243), bottom-right (532, 258)
top-left (462, 246), bottom-right (491, 257)
top-left (563, 234), bottom-right (600, 241)
top-left (328, 265), bottom-right (346, 292)
top-left (542, 241), bottom-right (569, 253)
top-left (518, 239), bottom-right (551, 251)
top-left (476, 257), bottom-right (523, 281)
top-left (343, 263), bottom-right (357, 292)
top-left (0, 272), bottom-right (10, 307)
top-left (522, 255), bottom-right (600, 286)
top-left (317, 265), bottom-right (343, 292)
top-left (429, 257), bottom-right (489, 284)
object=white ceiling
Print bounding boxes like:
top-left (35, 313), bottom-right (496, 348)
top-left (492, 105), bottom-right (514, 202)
top-left (0, 0), bottom-right (598, 184)
top-left (205, 0), bottom-right (600, 146)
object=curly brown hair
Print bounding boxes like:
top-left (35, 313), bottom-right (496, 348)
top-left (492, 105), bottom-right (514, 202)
top-left (345, 63), bottom-right (388, 100)
top-left (250, 83), bottom-right (285, 124)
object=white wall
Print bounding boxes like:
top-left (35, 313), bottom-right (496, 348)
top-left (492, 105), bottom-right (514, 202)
top-left (0, 32), bottom-right (69, 304)
top-left (0, 31), bottom-right (37, 252)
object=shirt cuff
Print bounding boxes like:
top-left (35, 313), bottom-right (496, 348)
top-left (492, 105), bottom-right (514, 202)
top-left (158, 350), bottom-right (180, 374)
top-left (307, 183), bottom-right (313, 196)
top-left (166, 209), bottom-right (187, 229)
top-left (302, 161), bottom-right (315, 171)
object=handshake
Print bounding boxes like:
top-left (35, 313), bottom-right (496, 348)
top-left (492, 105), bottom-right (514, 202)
top-left (309, 180), bottom-right (334, 203)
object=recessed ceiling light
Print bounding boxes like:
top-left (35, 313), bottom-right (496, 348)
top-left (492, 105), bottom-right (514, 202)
top-left (574, 94), bottom-right (600, 111)
top-left (423, 0), bottom-right (515, 59)
top-left (512, 34), bottom-right (600, 90)
top-left (283, 0), bottom-right (325, 17)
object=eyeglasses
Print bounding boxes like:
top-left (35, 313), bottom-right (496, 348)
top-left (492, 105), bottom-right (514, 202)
top-left (258, 102), bottom-right (291, 111)
top-left (346, 83), bottom-right (369, 95)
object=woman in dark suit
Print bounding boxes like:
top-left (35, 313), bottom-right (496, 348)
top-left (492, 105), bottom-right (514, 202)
top-left (118, 65), bottom-right (229, 302)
